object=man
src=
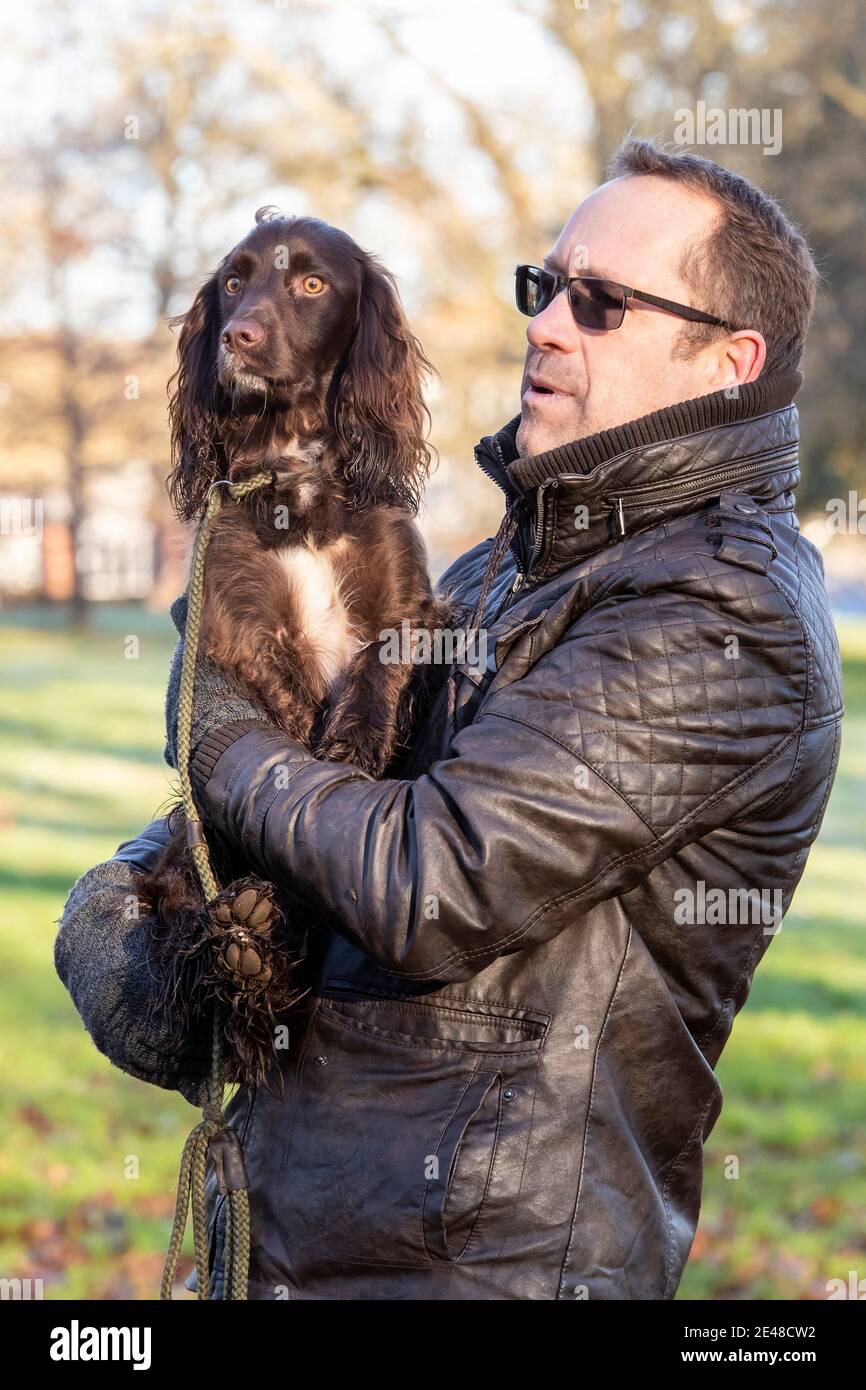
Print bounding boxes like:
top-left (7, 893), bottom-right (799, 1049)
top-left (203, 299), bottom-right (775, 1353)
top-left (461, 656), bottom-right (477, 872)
top-left (56, 138), bottom-right (842, 1300)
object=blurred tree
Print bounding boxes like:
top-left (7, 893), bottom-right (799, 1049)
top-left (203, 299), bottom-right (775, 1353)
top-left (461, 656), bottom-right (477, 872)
top-left (0, 0), bottom-right (862, 613)
top-left (0, 77), bottom-right (132, 624)
top-left (528, 0), bottom-right (866, 513)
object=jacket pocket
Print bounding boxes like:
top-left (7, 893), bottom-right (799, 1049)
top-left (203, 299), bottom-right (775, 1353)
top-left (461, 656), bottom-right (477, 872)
top-left (422, 1067), bottom-right (502, 1261)
top-left (275, 985), bottom-right (548, 1271)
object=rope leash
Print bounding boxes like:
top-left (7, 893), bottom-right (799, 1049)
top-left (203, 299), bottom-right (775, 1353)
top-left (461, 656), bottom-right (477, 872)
top-left (161, 469), bottom-right (514, 1295)
top-left (160, 471), bottom-right (275, 1302)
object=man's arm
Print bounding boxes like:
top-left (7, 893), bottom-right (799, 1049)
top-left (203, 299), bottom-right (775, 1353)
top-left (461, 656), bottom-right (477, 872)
top-left (54, 818), bottom-right (214, 1106)
top-left (186, 576), bottom-right (805, 983)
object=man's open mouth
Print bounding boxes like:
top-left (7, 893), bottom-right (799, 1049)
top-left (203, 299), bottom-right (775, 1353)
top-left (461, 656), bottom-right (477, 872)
top-left (524, 375), bottom-right (566, 402)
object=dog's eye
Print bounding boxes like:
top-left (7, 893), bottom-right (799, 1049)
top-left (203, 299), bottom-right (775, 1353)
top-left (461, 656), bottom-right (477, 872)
top-left (225, 276), bottom-right (241, 294)
top-left (302, 275), bottom-right (326, 295)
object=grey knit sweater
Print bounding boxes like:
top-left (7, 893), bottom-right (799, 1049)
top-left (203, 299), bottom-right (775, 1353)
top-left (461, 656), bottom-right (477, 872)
top-left (53, 591), bottom-right (270, 1108)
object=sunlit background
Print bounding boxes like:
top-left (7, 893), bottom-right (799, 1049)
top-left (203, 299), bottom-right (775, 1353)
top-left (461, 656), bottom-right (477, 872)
top-left (1, 0), bottom-right (864, 1300)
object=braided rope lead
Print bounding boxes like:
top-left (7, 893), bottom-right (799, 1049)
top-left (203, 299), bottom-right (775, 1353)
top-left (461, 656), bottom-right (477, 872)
top-left (160, 472), bottom-right (274, 1302)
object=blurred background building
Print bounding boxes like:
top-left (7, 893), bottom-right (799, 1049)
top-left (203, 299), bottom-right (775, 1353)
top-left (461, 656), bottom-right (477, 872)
top-left (0, 0), bottom-right (864, 1303)
top-left (0, 0), bottom-right (864, 617)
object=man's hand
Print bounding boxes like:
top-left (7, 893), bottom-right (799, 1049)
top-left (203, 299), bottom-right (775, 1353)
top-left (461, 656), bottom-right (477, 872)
top-left (164, 591), bottom-right (272, 773)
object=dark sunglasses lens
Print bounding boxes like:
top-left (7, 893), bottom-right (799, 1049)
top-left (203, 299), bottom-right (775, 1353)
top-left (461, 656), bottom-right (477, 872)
top-left (516, 266), bottom-right (554, 316)
top-left (569, 278), bottom-right (625, 330)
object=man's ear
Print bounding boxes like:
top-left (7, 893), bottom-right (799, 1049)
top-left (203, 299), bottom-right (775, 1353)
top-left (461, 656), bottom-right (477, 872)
top-left (707, 330), bottom-right (767, 390)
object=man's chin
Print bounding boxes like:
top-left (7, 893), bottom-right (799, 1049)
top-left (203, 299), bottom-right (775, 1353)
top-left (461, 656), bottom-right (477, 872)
top-left (516, 410), bottom-right (582, 460)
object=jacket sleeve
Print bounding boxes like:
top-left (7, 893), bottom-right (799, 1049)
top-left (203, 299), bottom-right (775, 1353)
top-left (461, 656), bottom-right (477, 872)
top-left (189, 584), bottom-right (802, 983)
top-left (54, 818), bottom-right (214, 1106)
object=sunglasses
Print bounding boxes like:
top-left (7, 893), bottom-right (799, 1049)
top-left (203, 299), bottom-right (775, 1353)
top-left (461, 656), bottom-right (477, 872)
top-left (515, 264), bottom-right (737, 333)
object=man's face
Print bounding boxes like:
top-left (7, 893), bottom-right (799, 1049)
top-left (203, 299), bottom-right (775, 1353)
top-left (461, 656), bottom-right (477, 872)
top-left (516, 174), bottom-right (740, 458)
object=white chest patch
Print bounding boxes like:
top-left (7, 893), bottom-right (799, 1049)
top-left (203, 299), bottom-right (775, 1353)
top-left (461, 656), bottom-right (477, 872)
top-left (274, 540), bottom-right (362, 693)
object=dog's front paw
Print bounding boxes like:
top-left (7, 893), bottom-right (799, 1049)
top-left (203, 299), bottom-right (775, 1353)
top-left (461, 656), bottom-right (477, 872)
top-left (208, 878), bottom-right (280, 990)
top-left (315, 728), bottom-right (393, 777)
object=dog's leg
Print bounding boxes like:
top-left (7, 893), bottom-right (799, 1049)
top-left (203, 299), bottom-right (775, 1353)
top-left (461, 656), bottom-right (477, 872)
top-left (317, 592), bottom-right (457, 776)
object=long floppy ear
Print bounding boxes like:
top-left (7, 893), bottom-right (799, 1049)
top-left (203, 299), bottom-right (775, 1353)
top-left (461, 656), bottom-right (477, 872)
top-left (334, 257), bottom-right (437, 514)
top-left (166, 275), bottom-right (223, 523)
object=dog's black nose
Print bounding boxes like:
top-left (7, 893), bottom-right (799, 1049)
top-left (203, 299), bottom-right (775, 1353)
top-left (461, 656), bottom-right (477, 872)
top-left (222, 318), bottom-right (265, 352)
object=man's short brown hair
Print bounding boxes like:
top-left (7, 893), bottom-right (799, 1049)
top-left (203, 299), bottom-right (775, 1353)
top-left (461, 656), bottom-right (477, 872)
top-left (606, 137), bottom-right (819, 373)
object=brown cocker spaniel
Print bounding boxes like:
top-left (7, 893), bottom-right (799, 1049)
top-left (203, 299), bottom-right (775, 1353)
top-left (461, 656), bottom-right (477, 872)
top-left (135, 210), bottom-right (459, 1092)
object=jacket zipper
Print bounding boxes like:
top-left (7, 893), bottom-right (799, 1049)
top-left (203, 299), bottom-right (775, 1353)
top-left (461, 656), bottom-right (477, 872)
top-left (323, 982), bottom-right (411, 1002)
top-left (519, 446), bottom-right (793, 578)
top-left (323, 981), bottom-right (542, 1033)
top-left (473, 439), bottom-right (519, 505)
top-left (604, 446), bottom-right (796, 536)
top-left (473, 439), bottom-right (531, 593)
top-left (524, 479), bottom-right (559, 582)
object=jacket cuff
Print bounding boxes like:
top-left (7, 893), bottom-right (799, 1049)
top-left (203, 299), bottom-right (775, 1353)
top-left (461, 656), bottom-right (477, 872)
top-left (193, 724), bottom-right (321, 870)
top-left (191, 719), bottom-right (275, 791)
top-left (111, 816), bottom-right (173, 871)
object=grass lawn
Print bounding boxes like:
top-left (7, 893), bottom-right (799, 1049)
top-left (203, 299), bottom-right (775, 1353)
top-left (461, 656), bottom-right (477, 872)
top-left (0, 604), bottom-right (863, 1300)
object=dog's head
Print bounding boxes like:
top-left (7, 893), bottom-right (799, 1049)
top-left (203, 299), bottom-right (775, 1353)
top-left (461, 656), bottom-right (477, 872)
top-left (168, 210), bottom-right (436, 521)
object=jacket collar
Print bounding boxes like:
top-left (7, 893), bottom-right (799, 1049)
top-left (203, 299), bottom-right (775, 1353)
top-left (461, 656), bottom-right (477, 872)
top-left (474, 367), bottom-right (803, 582)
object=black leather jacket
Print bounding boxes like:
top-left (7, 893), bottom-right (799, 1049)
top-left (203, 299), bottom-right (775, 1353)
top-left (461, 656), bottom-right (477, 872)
top-left (110, 371), bottom-right (843, 1300)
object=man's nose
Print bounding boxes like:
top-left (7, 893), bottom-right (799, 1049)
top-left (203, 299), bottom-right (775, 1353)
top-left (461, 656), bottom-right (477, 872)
top-left (526, 292), bottom-right (578, 352)
top-left (222, 318), bottom-right (265, 352)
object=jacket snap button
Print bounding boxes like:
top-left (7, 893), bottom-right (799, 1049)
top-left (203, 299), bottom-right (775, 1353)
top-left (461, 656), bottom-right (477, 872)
top-left (503, 1087), bottom-right (517, 1102)
top-left (314, 1054), bottom-right (329, 1066)
top-left (734, 502), bottom-right (757, 514)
